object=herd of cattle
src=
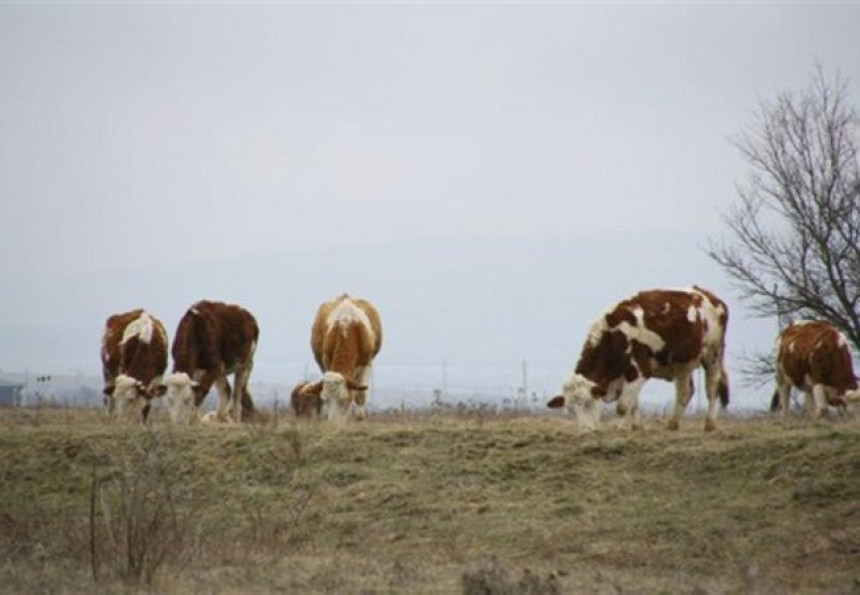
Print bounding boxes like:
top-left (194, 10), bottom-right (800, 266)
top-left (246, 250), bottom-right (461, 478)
top-left (101, 287), bottom-right (860, 429)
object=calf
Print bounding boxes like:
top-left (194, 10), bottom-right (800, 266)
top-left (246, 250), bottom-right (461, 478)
top-left (771, 320), bottom-right (860, 419)
top-left (295, 294), bottom-right (382, 422)
top-left (291, 381), bottom-right (322, 418)
top-left (164, 300), bottom-right (258, 424)
top-left (100, 309), bottom-right (168, 422)
top-left (548, 286), bottom-right (729, 431)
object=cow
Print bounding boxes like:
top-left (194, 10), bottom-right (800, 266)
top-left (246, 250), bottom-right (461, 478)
top-left (163, 300), bottom-right (259, 424)
top-left (295, 294), bottom-right (382, 422)
top-left (100, 309), bottom-right (168, 422)
top-left (547, 286), bottom-right (730, 432)
top-left (291, 381), bottom-right (322, 418)
top-left (770, 320), bottom-right (860, 420)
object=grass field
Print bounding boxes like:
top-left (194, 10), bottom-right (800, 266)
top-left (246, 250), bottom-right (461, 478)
top-left (0, 406), bottom-right (858, 594)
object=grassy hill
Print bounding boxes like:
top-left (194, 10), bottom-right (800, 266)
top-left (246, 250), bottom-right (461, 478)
top-left (0, 407), bottom-right (857, 593)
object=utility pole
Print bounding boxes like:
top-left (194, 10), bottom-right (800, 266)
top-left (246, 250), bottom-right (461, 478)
top-left (522, 359), bottom-right (528, 400)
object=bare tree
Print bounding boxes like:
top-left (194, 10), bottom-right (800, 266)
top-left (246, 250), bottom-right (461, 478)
top-left (709, 67), bottom-right (860, 382)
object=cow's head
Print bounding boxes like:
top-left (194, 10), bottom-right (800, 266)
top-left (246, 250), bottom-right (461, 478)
top-left (108, 374), bottom-right (165, 422)
top-left (163, 372), bottom-right (202, 424)
top-left (300, 372), bottom-right (367, 423)
top-left (547, 372), bottom-right (603, 432)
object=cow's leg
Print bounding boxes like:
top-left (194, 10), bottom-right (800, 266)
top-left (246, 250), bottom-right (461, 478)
top-left (232, 363), bottom-right (253, 423)
top-left (668, 372), bottom-right (695, 431)
top-left (213, 377), bottom-right (233, 422)
top-left (702, 363), bottom-right (725, 432)
top-left (352, 365), bottom-right (372, 421)
top-left (811, 384), bottom-right (828, 420)
top-left (616, 379), bottom-right (645, 430)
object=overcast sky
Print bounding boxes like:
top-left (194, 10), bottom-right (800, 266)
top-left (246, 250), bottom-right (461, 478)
top-left (3, 3), bottom-right (858, 275)
top-left (2, 4), bottom-right (860, 408)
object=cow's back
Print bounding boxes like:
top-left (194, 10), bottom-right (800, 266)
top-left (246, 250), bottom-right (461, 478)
top-left (577, 288), bottom-right (726, 383)
top-left (120, 313), bottom-right (168, 383)
top-left (311, 294), bottom-right (382, 371)
top-left (172, 301), bottom-right (258, 373)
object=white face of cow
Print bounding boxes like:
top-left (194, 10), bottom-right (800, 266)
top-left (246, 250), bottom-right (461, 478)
top-left (164, 372), bottom-right (199, 424)
top-left (562, 373), bottom-right (602, 432)
top-left (110, 374), bottom-right (149, 422)
top-left (320, 371), bottom-right (352, 423)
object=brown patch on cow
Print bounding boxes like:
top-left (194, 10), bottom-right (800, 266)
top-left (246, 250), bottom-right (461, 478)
top-left (102, 309), bottom-right (149, 384)
top-left (547, 395), bottom-right (565, 408)
top-left (576, 330), bottom-right (629, 390)
top-left (631, 340), bottom-right (654, 375)
top-left (604, 306), bottom-right (636, 329)
top-left (624, 365), bottom-right (639, 383)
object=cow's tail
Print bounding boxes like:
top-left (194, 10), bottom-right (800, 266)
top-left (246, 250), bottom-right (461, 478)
top-left (718, 361), bottom-right (730, 408)
top-left (769, 389), bottom-right (780, 412)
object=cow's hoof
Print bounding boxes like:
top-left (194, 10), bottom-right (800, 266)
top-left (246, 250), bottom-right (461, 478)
top-left (666, 419), bottom-right (680, 431)
top-left (704, 419), bottom-right (718, 432)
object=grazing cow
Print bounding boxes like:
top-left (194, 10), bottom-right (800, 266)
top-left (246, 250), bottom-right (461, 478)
top-left (548, 286), bottom-right (730, 432)
top-left (164, 300), bottom-right (258, 424)
top-left (291, 381), bottom-right (322, 418)
top-left (295, 294), bottom-right (382, 422)
top-left (100, 309), bottom-right (168, 422)
top-left (770, 320), bottom-right (860, 419)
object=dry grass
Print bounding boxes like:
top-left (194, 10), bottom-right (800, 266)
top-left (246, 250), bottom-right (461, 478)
top-left (0, 405), bottom-right (858, 593)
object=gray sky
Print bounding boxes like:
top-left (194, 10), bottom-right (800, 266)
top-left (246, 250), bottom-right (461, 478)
top-left (1, 4), bottom-right (859, 408)
top-left (3, 4), bottom-right (858, 274)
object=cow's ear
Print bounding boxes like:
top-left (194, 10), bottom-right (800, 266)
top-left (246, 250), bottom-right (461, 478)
top-left (591, 385), bottom-right (607, 398)
top-left (103, 385), bottom-right (114, 397)
top-left (547, 395), bottom-right (565, 408)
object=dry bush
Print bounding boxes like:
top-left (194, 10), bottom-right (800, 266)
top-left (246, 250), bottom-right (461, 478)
top-left (462, 556), bottom-right (561, 595)
top-left (89, 429), bottom-right (207, 585)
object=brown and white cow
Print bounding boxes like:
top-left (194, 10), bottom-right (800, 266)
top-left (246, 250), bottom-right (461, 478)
top-left (770, 320), bottom-right (860, 420)
top-left (548, 286), bottom-right (730, 432)
top-left (100, 309), bottom-right (168, 422)
top-left (163, 300), bottom-right (258, 424)
top-left (291, 381), bottom-right (322, 418)
top-left (295, 294), bottom-right (382, 422)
